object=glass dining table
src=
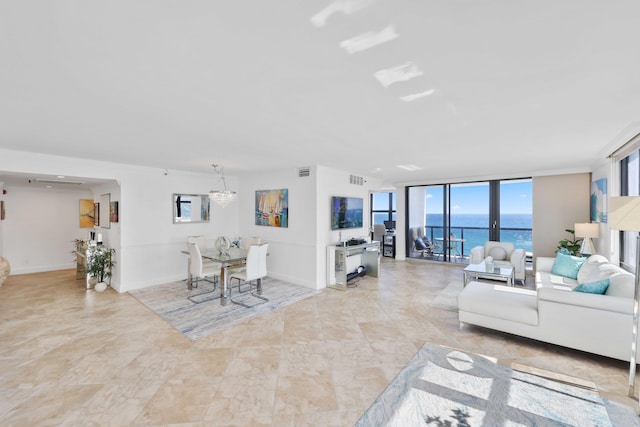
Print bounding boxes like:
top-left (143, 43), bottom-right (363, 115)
top-left (183, 247), bottom-right (248, 306)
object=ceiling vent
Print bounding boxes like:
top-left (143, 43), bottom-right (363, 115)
top-left (298, 167), bottom-right (310, 177)
top-left (349, 174), bottom-right (364, 186)
top-left (31, 179), bottom-right (85, 185)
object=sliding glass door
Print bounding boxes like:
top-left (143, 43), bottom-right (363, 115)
top-left (407, 178), bottom-right (532, 263)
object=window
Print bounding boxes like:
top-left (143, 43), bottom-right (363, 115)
top-left (620, 149), bottom-right (640, 271)
top-left (407, 178), bottom-right (532, 262)
top-left (371, 192), bottom-right (396, 225)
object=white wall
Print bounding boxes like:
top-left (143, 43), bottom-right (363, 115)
top-left (0, 148), bottom-right (240, 292)
top-left (238, 165), bottom-right (381, 290)
top-left (532, 173), bottom-right (591, 259)
top-left (2, 185), bottom-right (93, 274)
top-left (0, 181), bottom-right (5, 257)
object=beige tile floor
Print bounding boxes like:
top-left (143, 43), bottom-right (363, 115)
top-left (0, 258), bottom-right (637, 426)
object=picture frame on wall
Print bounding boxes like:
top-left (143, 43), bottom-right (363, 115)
top-left (79, 199), bottom-right (95, 227)
top-left (110, 201), bottom-right (119, 223)
top-left (255, 189), bottom-right (288, 227)
top-left (94, 203), bottom-right (100, 227)
top-left (591, 178), bottom-right (607, 223)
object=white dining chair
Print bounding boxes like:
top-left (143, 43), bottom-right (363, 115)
top-left (187, 236), bottom-right (217, 267)
top-left (187, 242), bottom-right (220, 290)
top-left (229, 243), bottom-right (269, 307)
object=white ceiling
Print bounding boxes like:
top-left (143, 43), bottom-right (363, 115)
top-left (1, 1), bottom-right (639, 187)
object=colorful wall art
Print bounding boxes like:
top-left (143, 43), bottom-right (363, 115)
top-left (79, 199), bottom-right (95, 227)
top-left (255, 189), bottom-right (288, 227)
top-left (591, 177), bottom-right (607, 223)
top-left (110, 201), bottom-right (119, 223)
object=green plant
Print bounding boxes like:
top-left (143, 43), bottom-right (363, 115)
top-left (556, 229), bottom-right (583, 256)
top-left (87, 246), bottom-right (115, 283)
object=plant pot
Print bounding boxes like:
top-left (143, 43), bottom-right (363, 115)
top-left (95, 282), bottom-right (108, 292)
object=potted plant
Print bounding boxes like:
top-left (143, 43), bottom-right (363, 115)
top-left (556, 229), bottom-right (582, 256)
top-left (87, 246), bottom-right (115, 290)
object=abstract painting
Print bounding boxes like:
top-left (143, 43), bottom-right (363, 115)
top-left (591, 178), bottom-right (607, 223)
top-left (79, 199), bottom-right (95, 227)
top-left (110, 201), bottom-right (119, 223)
top-left (255, 189), bottom-right (288, 227)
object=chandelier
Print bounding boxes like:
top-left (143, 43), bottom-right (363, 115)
top-left (209, 164), bottom-right (236, 208)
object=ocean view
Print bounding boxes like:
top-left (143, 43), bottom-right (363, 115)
top-left (375, 213), bottom-right (533, 255)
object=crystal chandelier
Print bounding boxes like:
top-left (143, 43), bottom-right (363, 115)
top-left (209, 164), bottom-right (236, 208)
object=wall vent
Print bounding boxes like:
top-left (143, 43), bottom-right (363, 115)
top-left (298, 167), bottom-right (310, 177)
top-left (349, 174), bottom-right (364, 185)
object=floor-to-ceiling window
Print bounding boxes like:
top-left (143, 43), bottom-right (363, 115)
top-left (620, 149), bottom-right (639, 272)
top-left (407, 178), bottom-right (532, 263)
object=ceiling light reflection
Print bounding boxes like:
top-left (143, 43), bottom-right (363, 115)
top-left (340, 25), bottom-right (399, 54)
top-left (310, 0), bottom-right (376, 28)
top-left (400, 89), bottom-right (436, 102)
top-left (374, 61), bottom-right (423, 88)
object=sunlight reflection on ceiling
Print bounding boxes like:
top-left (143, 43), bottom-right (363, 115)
top-left (312, 0), bottom-right (437, 108)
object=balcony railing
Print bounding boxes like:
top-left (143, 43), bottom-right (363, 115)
top-left (424, 226), bottom-right (532, 258)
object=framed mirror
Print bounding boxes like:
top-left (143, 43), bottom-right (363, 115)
top-left (173, 194), bottom-right (210, 224)
top-left (100, 193), bottom-right (111, 229)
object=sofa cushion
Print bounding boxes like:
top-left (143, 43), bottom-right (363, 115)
top-left (605, 272), bottom-right (636, 298)
top-left (458, 281), bottom-right (538, 325)
top-left (577, 254), bottom-right (609, 284)
top-left (551, 253), bottom-right (586, 280)
top-left (488, 246), bottom-right (508, 261)
top-left (573, 278), bottom-right (610, 294)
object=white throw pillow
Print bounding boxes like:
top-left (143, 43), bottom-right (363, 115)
top-left (488, 246), bottom-right (508, 261)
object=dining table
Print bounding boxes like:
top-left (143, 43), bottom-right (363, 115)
top-left (182, 247), bottom-right (248, 306)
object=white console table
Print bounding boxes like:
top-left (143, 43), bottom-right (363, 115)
top-left (326, 241), bottom-right (380, 291)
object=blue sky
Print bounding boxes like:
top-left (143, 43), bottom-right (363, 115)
top-left (425, 180), bottom-right (532, 214)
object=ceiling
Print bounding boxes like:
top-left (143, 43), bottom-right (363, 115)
top-left (1, 1), bottom-right (639, 188)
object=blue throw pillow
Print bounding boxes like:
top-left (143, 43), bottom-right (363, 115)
top-left (415, 237), bottom-right (427, 250)
top-left (551, 252), bottom-right (585, 280)
top-left (574, 278), bottom-right (610, 295)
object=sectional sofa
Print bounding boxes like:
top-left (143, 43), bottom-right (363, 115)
top-left (458, 253), bottom-right (637, 361)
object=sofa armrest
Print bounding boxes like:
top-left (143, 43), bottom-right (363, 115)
top-left (535, 257), bottom-right (556, 273)
top-left (538, 287), bottom-right (632, 315)
top-left (469, 246), bottom-right (484, 264)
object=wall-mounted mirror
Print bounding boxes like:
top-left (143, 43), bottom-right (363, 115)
top-left (173, 194), bottom-right (210, 224)
top-left (100, 193), bottom-right (111, 229)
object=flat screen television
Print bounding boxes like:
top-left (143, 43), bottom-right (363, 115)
top-left (331, 196), bottom-right (363, 230)
top-left (384, 220), bottom-right (396, 230)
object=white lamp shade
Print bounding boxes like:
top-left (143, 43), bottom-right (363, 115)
top-left (609, 196), bottom-right (640, 232)
top-left (574, 222), bottom-right (599, 238)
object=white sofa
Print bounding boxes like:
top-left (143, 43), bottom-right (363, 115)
top-left (458, 254), bottom-right (637, 361)
top-left (470, 241), bottom-right (526, 284)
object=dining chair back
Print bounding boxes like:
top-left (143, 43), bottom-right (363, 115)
top-left (187, 242), bottom-right (219, 285)
top-left (229, 243), bottom-right (269, 307)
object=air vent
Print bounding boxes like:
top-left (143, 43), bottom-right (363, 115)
top-left (349, 174), bottom-right (364, 185)
top-left (298, 167), bottom-right (310, 177)
top-left (31, 179), bottom-right (85, 185)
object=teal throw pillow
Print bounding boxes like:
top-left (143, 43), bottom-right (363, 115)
top-left (415, 238), bottom-right (427, 250)
top-left (573, 278), bottom-right (610, 295)
top-left (551, 252), bottom-right (586, 280)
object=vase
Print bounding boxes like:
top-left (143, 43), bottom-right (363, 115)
top-left (216, 236), bottom-right (231, 255)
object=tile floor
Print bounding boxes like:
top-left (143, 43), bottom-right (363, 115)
top-left (0, 258), bottom-right (637, 426)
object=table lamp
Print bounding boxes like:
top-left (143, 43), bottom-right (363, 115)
top-left (608, 196), bottom-right (640, 402)
top-left (574, 222), bottom-right (599, 255)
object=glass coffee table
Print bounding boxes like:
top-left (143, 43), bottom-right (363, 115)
top-left (463, 262), bottom-right (515, 287)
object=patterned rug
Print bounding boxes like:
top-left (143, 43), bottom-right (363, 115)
top-left (356, 342), bottom-right (639, 426)
top-left (429, 281), bottom-right (463, 312)
top-left (129, 277), bottom-right (318, 341)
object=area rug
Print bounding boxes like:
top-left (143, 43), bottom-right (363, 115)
top-left (429, 281), bottom-right (463, 312)
top-left (129, 277), bottom-right (318, 341)
top-left (355, 342), bottom-right (640, 426)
